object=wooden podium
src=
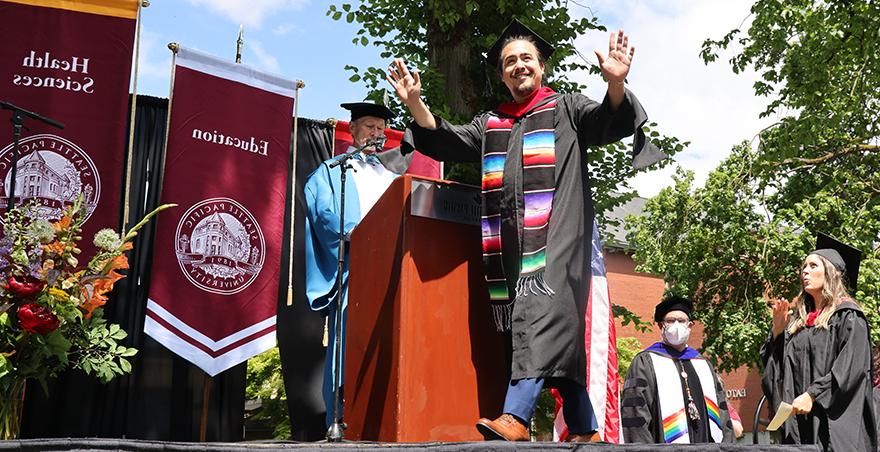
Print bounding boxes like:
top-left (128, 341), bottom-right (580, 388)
top-left (345, 175), bottom-right (507, 442)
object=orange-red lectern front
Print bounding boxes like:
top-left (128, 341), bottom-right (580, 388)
top-left (345, 175), bottom-right (507, 442)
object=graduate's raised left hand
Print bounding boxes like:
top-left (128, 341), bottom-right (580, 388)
top-left (595, 29), bottom-right (635, 84)
top-left (791, 392), bottom-right (813, 415)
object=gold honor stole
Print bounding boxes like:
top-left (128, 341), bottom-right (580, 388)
top-left (649, 353), bottom-right (724, 443)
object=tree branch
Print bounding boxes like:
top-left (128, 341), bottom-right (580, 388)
top-left (773, 143), bottom-right (880, 170)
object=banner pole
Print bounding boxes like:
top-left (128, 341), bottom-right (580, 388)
top-left (122, 0), bottom-right (148, 234)
top-left (285, 80), bottom-right (305, 306)
top-left (158, 43), bottom-right (179, 195)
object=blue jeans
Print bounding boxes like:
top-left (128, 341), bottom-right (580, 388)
top-left (502, 378), bottom-right (598, 435)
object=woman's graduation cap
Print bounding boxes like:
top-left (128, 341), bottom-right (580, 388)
top-left (811, 232), bottom-right (863, 291)
top-left (340, 102), bottom-right (395, 121)
top-left (485, 19), bottom-right (556, 69)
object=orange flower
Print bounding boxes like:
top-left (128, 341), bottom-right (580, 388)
top-left (80, 254), bottom-right (129, 318)
top-left (52, 215), bottom-right (71, 232)
top-left (44, 241), bottom-right (66, 255)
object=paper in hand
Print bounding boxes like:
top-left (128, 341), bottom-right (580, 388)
top-left (767, 402), bottom-right (793, 431)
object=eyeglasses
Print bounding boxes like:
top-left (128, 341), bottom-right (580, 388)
top-left (662, 318), bottom-right (691, 326)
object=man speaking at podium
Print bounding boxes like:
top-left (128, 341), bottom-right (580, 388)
top-left (303, 101), bottom-right (412, 427)
top-left (388, 21), bottom-right (664, 441)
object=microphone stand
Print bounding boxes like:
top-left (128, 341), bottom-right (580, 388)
top-left (1, 101), bottom-right (64, 214)
top-left (325, 137), bottom-right (384, 442)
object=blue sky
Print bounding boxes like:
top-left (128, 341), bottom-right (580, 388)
top-left (136, 0), bottom-right (384, 120)
top-left (136, 0), bottom-right (773, 197)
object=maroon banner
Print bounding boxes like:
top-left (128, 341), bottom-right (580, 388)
top-left (145, 48), bottom-right (294, 375)
top-left (0, 1), bottom-right (137, 250)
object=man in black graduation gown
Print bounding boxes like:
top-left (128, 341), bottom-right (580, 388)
top-left (761, 234), bottom-right (877, 451)
top-left (387, 20), bottom-right (664, 441)
top-left (621, 296), bottom-right (733, 444)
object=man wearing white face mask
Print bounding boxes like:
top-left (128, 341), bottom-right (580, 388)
top-left (621, 296), bottom-right (734, 444)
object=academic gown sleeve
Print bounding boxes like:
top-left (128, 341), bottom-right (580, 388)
top-left (303, 163), bottom-right (360, 313)
top-left (567, 89), bottom-right (666, 170)
top-left (376, 145), bottom-right (414, 174)
top-left (760, 330), bottom-right (786, 417)
top-left (402, 114), bottom-right (484, 163)
top-left (621, 351), bottom-right (659, 443)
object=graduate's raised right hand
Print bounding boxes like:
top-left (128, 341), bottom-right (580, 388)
top-left (387, 58), bottom-right (422, 107)
top-left (386, 58), bottom-right (437, 129)
top-left (770, 297), bottom-right (791, 339)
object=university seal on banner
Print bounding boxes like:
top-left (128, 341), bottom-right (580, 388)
top-left (175, 197), bottom-right (265, 295)
top-left (0, 134), bottom-right (100, 223)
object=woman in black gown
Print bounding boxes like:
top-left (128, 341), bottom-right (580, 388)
top-left (761, 237), bottom-right (877, 451)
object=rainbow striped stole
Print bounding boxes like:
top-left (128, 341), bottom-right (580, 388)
top-left (649, 352), bottom-right (726, 444)
top-left (705, 396), bottom-right (721, 429)
top-left (662, 408), bottom-right (688, 443)
top-left (481, 96), bottom-right (557, 331)
top-left (692, 359), bottom-right (725, 441)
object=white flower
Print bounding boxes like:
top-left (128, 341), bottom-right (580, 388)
top-left (93, 229), bottom-right (122, 251)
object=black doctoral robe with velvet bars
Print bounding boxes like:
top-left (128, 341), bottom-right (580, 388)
top-left (403, 90), bottom-right (663, 385)
top-left (761, 301), bottom-right (878, 451)
top-left (621, 343), bottom-right (734, 443)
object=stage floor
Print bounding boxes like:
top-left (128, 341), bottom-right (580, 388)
top-left (0, 438), bottom-right (820, 451)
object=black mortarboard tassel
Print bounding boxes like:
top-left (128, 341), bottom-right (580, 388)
top-left (340, 102), bottom-right (395, 121)
top-left (485, 19), bottom-right (556, 69)
top-left (654, 295), bottom-right (694, 323)
top-left (812, 232), bottom-right (863, 291)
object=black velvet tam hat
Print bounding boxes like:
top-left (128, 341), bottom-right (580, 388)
top-left (486, 19), bottom-right (556, 68)
top-left (340, 102), bottom-right (395, 121)
top-left (812, 232), bottom-right (862, 291)
top-left (654, 295), bottom-right (694, 323)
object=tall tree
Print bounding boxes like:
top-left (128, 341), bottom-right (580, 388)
top-left (328, 0), bottom-right (685, 222)
top-left (629, 0), bottom-right (880, 371)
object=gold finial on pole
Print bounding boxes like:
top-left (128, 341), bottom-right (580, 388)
top-left (141, 0), bottom-right (150, 6)
top-left (327, 117), bottom-right (338, 127)
top-left (168, 42), bottom-right (179, 53)
top-left (286, 82), bottom-right (305, 306)
top-left (235, 24), bottom-right (244, 63)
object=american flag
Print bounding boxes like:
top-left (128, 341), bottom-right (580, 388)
top-left (553, 221), bottom-right (620, 442)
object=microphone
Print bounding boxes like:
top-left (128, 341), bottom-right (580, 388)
top-left (359, 136), bottom-right (387, 152)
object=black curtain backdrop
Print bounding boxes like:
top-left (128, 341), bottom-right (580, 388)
top-left (276, 118), bottom-right (335, 440)
top-left (19, 97), bottom-right (332, 441)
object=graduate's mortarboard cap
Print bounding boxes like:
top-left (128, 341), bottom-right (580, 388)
top-left (654, 295), bottom-right (693, 323)
top-left (340, 102), bottom-right (395, 121)
top-left (486, 19), bottom-right (556, 68)
top-left (811, 232), bottom-right (862, 291)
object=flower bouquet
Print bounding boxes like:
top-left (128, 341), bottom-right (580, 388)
top-left (0, 197), bottom-right (174, 439)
